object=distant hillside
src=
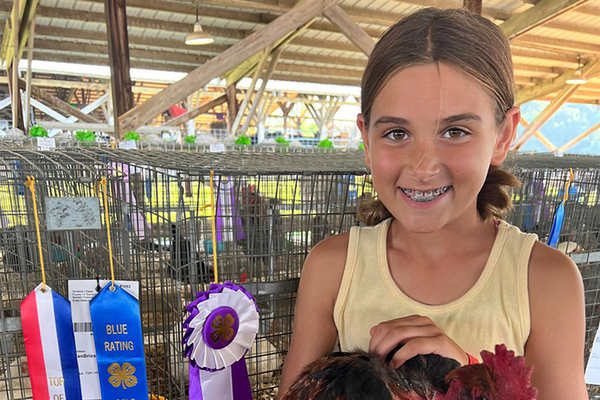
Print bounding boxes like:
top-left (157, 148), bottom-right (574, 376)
top-left (518, 101), bottom-right (600, 155)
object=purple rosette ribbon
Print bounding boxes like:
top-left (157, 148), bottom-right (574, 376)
top-left (182, 282), bottom-right (259, 400)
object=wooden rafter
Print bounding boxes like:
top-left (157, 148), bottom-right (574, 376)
top-left (117, 0), bottom-right (339, 133)
top-left (162, 95), bottom-right (228, 127)
top-left (519, 117), bottom-right (558, 151)
top-left (230, 48), bottom-right (271, 134)
top-left (241, 48), bottom-right (282, 135)
top-left (516, 59), bottom-right (600, 104)
top-left (511, 84), bottom-right (580, 151)
top-left (18, 78), bottom-right (101, 123)
top-left (500, 0), bottom-right (589, 39)
top-left (557, 121), bottom-right (600, 152)
top-left (322, 5), bottom-right (374, 56)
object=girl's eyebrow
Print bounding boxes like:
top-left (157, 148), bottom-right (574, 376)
top-left (372, 113), bottom-right (482, 127)
top-left (372, 116), bottom-right (410, 127)
top-left (442, 113), bottom-right (483, 124)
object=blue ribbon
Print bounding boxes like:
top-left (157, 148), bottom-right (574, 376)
top-left (90, 285), bottom-right (149, 400)
top-left (547, 203), bottom-right (565, 248)
top-left (52, 290), bottom-right (83, 400)
top-left (547, 169), bottom-right (575, 249)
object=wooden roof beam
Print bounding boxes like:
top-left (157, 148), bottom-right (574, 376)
top-left (500, 0), bottom-right (589, 39)
top-left (516, 59), bottom-right (600, 104)
top-left (514, 35), bottom-right (600, 57)
top-left (0, 4), bottom-right (250, 40)
top-left (322, 5), bottom-right (375, 56)
top-left (17, 78), bottom-right (101, 123)
top-left (556, 120), bottom-right (600, 152)
top-left (511, 84), bottom-right (580, 151)
top-left (162, 94), bottom-right (227, 127)
top-left (519, 117), bottom-right (557, 151)
top-left (118, 0), bottom-right (340, 132)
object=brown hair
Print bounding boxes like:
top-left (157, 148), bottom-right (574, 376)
top-left (358, 7), bottom-right (520, 226)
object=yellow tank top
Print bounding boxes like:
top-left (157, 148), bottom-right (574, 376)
top-left (333, 218), bottom-right (537, 360)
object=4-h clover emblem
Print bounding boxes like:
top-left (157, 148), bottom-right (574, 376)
top-left (108, 362), bottom-right (138, 389)
top-left (210, 313), bottom-right (236, 344)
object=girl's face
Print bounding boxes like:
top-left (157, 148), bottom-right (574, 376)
top-left (358, 63), bottom-right (519, 233)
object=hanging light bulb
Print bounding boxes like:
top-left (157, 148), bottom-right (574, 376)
top-left (185, 3), bottom-right (214, 45)
top-left (565, 54), bottom-right (587, 85)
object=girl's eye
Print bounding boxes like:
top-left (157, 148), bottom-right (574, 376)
top-left (384, 129), bottom-right (408, 141)
top-left (443, 128), bottom-right (470, 139)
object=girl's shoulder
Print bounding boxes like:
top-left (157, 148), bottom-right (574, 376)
top-left (298, 232), bottom-right (351, 308)
top-left (304, 232), bottom-right (351, 276)
top-left (527, 240), bottom-right (584, 331)
top-left (528, 240), bottom-right (582, 292)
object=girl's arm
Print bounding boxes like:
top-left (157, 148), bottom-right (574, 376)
top-left (525, 242), bottom-right (587, 399)
top-left (278, 233), bottom-right (349, 398)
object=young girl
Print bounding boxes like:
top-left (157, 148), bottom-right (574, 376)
top-left (279, 7), bottom-right (587, 399)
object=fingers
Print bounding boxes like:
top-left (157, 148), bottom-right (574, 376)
top-left (388, 336), bottom-right (442, 368)
top-left (368, 315), bottom-right (466, 368)
top-left (369, 316), bottom-right (437, 356)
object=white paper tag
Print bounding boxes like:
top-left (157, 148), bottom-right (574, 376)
top-left (45, 197), bottom-right (102, 231)
top-left (210, 143), bottom-right (225, 153)
top-left (68, 280), bottom-right (139, 400)
top-left (36, 137), bottom-right (56, 151)
top-left (119, 140), bottom-right (137, 149)
top-left (585, 324), bottom-right (600, 384)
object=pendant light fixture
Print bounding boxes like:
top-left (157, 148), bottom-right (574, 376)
top-left (185, 2), bottom-right (214, 45)
top-left (565, 54), bottom-right (587, 85)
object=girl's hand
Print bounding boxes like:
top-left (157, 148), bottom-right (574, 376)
top-left (369, 315), bottom-right (469, 368)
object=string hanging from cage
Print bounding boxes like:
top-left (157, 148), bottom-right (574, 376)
top-left (94, 177), bottom-right (116, 290)
top-left (24, 176), bottom-right (47, 292)
top-left (199, 171), bottom-right (219, 284)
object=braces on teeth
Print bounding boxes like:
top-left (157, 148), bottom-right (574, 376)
top-left (402, 186), bottom-right (450, 202)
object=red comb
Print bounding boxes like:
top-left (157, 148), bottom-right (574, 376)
top-left (479, 344), bottom-right (538, 400)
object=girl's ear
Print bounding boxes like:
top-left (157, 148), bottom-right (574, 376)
top-left (491, 106), bottom-right (521, 166)
top-left (357, 113), bottom-right (371, 168)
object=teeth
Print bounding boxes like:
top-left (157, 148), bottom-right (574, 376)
top-left (401, 186), bottom-right (450, 202)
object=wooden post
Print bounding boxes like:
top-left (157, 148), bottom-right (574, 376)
top-left (24, 17), bottom-right (35, 133)
top-left (105, 0), bottom-right (134, 139)
top-left (278, 102), bottom-right (293, 134)
top-left (8, 0), bottom-right (24, 131)
top-left (463, 0), bottom-right (482, 14)
top-left (226, 84), bottom-right (238, 132)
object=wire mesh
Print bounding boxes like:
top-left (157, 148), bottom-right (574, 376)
top-left (0, 148), bottom-right (599, 399)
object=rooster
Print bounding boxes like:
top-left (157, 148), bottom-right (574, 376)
top-left (281, 344), bottom-right (537, 400)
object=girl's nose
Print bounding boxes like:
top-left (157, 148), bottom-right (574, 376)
top-left (410, 142), bottom-right (441, 182)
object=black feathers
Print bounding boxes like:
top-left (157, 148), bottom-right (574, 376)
top-left (168, 224), bottom-right (213, 283)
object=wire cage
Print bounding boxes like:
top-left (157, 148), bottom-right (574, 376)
top-left (1, 148), bottom-right (600, 399)
top-left (0, 148), bottom-right (371, 400)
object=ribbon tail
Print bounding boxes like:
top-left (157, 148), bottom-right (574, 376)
top-left (20, 291), bottom-right (50, 400)
top-left (548, 203), bottom-right (565, 248)
top-left (231, 357), bottom-right (253, 400)
top-left (52, 291), bottom-right (83, 400)
top-left (189, 364), bottom-right (204, 400)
